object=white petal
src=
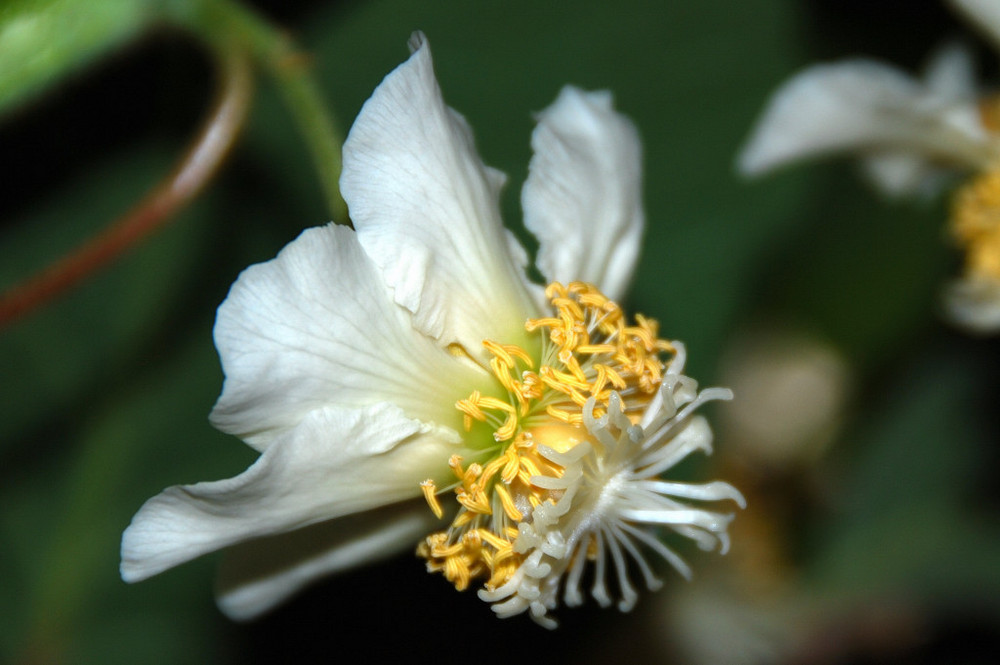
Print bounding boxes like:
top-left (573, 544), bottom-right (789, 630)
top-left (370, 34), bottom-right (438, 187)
top-left (215, 500), bottom-right (437, 621)
top-left (340, 32), bottom-right (540, 359)
top-left (923, 42), bottom-right (977, 101)
top-left (738, 60), bottom-right (993, 177)
top-left (210, 223), bottom-right (485, 450)
top-left (121, 403), bottom-right (462, 583)
top-left (950, 0), bottom-right (1000, 51)
top-left (943, 276), bottom-right (1000, 334)
top-left (522, 87), bottom-right (644, 302)
top-left (859, 151), bottom-right (951, 198)
top-left (860, 43), bottom-right (982, 197)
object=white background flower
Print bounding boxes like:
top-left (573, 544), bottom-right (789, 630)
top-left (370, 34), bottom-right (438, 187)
top-left (738, 0), bottom-right (1000, 334)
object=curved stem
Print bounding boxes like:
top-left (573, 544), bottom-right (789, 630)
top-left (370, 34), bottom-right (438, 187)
top-left (0, 42), bottom-right (254, 330)
top-left (184, 0), bottom-right (348, 222)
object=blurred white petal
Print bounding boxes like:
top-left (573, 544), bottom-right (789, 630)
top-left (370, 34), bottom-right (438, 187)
top-left (739, 60), bottom-right (991, 177)
top-left (923, 41), bottom-right (977, 100)
top-left (943, 276), bottom-right (1000, 333)
top-left (215, 501), bottom-right (439, 620)
top-left (950, 0), bottom-right (1000, 50)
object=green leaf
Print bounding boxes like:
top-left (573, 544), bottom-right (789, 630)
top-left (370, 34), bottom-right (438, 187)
top-left (0, 0), bottom-right (160, 115)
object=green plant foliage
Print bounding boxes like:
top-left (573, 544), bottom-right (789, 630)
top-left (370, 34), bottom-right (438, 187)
top-left (0, 0), bottom-right (161, 115)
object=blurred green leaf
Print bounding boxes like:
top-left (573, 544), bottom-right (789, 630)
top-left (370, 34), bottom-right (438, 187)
top-left (0, 0), bottom-right (162, 115)
top-left (0, 146), bottom-right (210, 448)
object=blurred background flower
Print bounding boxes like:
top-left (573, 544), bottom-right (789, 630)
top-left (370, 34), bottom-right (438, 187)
top-left (2, 0), bottom-right (999, 663)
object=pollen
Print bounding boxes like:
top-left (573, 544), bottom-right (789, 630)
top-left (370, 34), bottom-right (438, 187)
top-left (951, 169), bottom-right (1000, 280)
top-left (418, 282), bottom-right (676, 595)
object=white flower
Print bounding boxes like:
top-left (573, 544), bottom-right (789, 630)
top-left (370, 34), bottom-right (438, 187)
top-left (738, 42), bottom-right (990, 196)
top-left (120, 32), bottom-right (742, 627)
top-left (738, 0), bottom-right (1000, 333)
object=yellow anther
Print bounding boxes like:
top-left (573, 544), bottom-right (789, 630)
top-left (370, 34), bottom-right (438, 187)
top-left (545, 282), bottom-right (567, 299)
top-left (577, 292), bottom-right (608, 308)
top-left (480, 454), bottom-right (508, 487)
top-left (452, 510), bottom-right (475, 528)
top-left (577, 344), bottom-right (617, 355)
top-left (483, 339), bottom-right (515, 367)
top-left (547, 405), bottom-right (584, 425)
top-left (626, 324), bottom-right (656, 350)
top-left (476, 396), bottom-right (517, 414)
top-left (595, 363), bottom-right (627, 391)
top-left (525, 316), bottom-right (561, 331)
top-left (444, 555), bottom-right (471, 591)
top-left (552, 297), bottom-right (585, 321)
top-left (448, 455), bottom-right (465, 479)
top-left (457, 488), bottom-right (492, 514)
top-left (430, 540), bottom-right (465, 558)
top-left (489, 358), bottom-right (516, 392)
top-left (462, 529), bottom-right (483, 549)
top-left (540, 366), bottom-right (590, 392)
top-left (494, 483), bottom-right (523, 521)
top-left (455, 391), bottom-right (487, 424)
top-left (493, 415), bottom-right (519, 442)
top-left (492, 546), bottom-right (516, 567)
top-left (500, 443), bottom-right (522, 484)
top-left (505, 345), bottom-right (534, 367)
top-left (472, 529), bottom-right (508, 552)
top-left (420, 479), bottom-right (444, 519)
top-left (465, 461), bottom-right (484, 483)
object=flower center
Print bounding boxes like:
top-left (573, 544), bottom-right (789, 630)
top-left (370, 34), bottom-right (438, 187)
top-left (417, 282), bottom-right (674, 593)
top-left (951, 169), bottom-right (1000, 280)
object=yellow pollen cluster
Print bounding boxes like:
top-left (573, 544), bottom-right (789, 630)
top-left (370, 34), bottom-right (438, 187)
top-left (418, 282), bottom-right (675, 594)
top-left (951, 169), bottom-right (1000, 280)
top-left (416, 441), bottom-right (562, 592)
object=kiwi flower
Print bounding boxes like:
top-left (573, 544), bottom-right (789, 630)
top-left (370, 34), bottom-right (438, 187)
top-left (120, 32), bottom-right (743, 628)
top-left (739, 0), bottom-right (1000, 333)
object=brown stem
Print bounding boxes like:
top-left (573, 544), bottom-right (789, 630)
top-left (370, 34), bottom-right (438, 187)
top-left (0, 42), bottom-right (254, 330)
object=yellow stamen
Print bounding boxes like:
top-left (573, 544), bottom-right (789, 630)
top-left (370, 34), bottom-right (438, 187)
top-left (494, 483), bottom-right (523, 521)
top-left (952, 169), bottom-right (1000, 280)
top-left (420, 479), bottom-right (444, 519)
top-left (419, 281), bottom-right (676, 594)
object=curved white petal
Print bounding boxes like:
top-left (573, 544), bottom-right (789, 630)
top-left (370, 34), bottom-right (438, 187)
top-left (522, 87), bottom-right (644, 302)
top-left (210, 224), bottom-right (485, 451)
top-left (341, 33), bottom-right (540, 359)
top-left (738, 60), bottom-right (993, 177)
top-left (950, 0), bottom-right (1000, 51)
top-left (943, 276), bottom-right (1000, 334)
top-left (121, 403), bottom-right (463, 583)
top-left (215, 500), bottom-right (438, 620)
